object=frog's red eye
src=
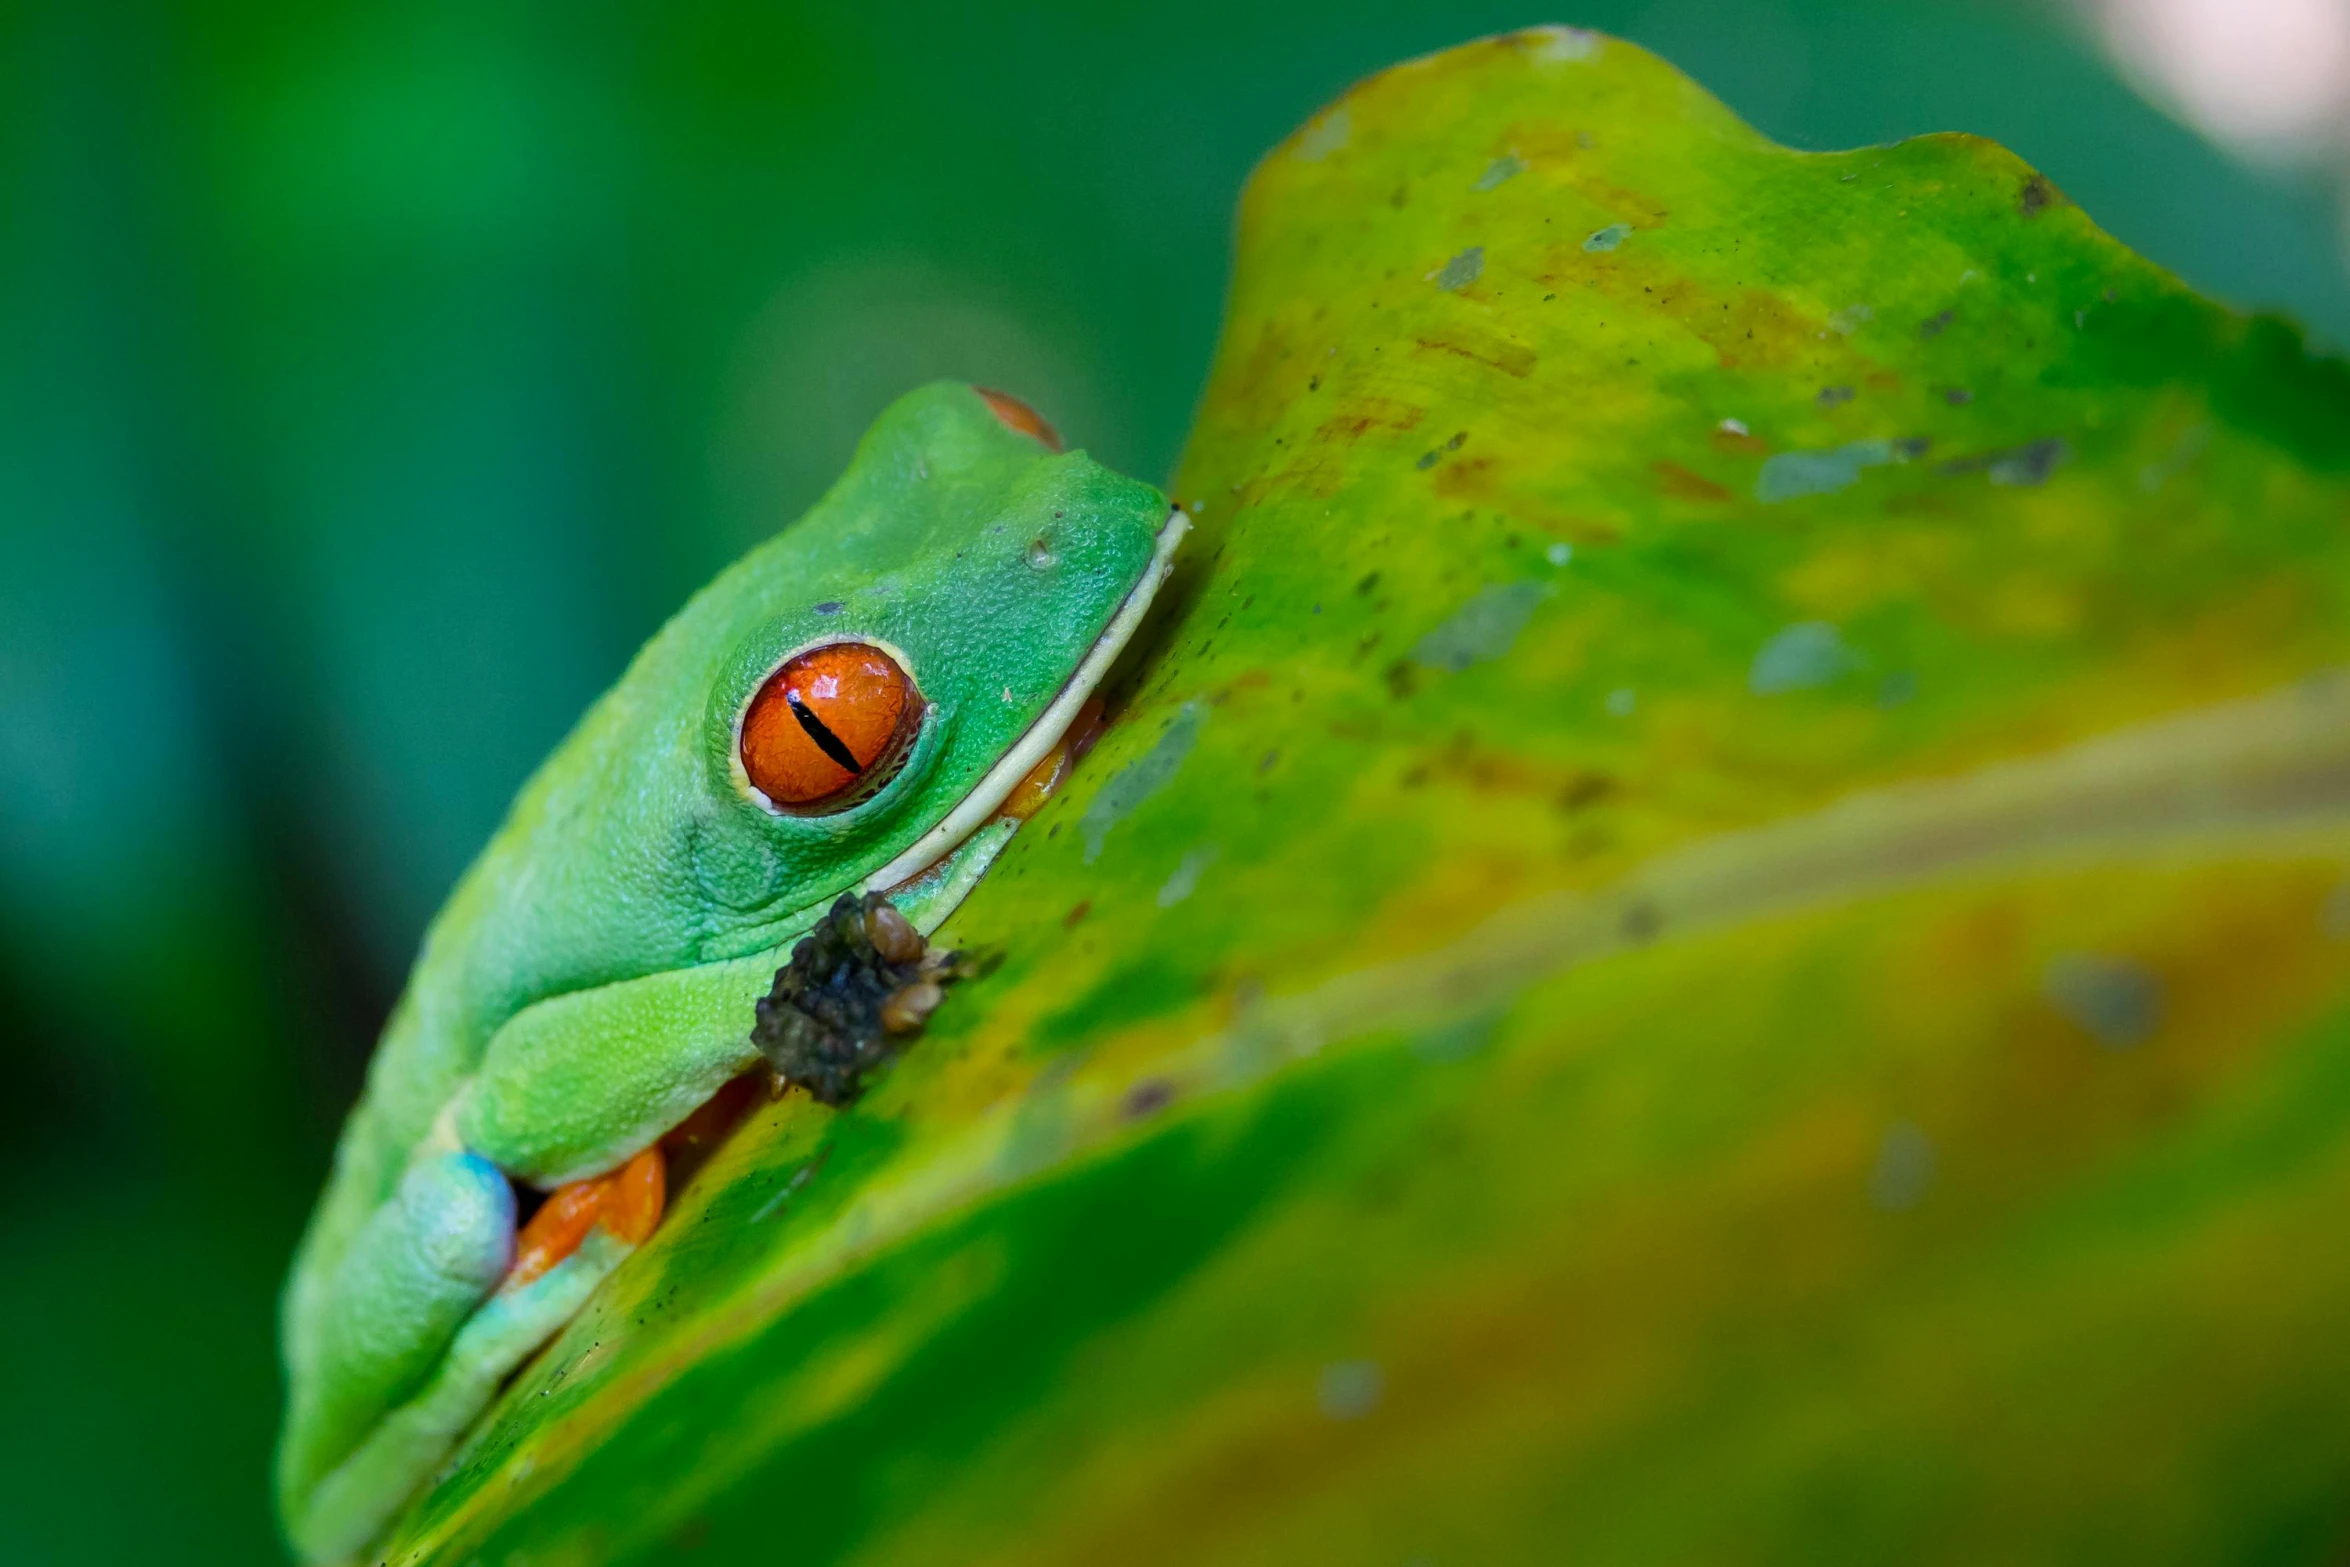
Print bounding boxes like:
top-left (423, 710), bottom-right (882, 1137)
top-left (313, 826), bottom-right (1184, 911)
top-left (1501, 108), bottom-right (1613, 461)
top-left (975, 387), bottom-right (1063, 452)
top-left (740, 643), bottom-right (923, 812)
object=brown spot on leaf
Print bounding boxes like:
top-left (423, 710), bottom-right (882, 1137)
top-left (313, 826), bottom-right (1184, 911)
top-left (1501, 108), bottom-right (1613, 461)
top-left (1684, 289), bottom-right (1828, 374)
top-left (2019, 173), bottom-right (2060, 217)
top-left (1492, 120), bottom-right (1589, 167)
top-left (1557, 772), bottom-right (1616, 812)
top-left (1313, 396), bottom-right (1425, 444)
top-left (1209, 668), bottom-right (1273, 705)
top-left (1652, 459), bottom-right (1731, 504)
top-left (1432, 455), bottom-right (1500, 500)
top-left (1413, 327), bottom-right (1537, 379)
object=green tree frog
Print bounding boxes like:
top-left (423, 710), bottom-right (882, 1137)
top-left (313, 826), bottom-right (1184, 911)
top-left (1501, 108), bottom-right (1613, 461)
top-left (276, 383), bottom-right (1185, 1562)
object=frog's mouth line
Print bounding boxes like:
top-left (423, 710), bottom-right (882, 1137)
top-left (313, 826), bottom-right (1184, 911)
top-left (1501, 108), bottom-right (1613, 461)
top-left (860, 506), bottom-right (1190, 894)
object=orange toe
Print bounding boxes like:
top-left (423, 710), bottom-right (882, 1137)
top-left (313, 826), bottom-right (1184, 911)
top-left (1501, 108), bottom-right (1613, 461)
top-left (505, 1144), bottom-right (667, 1289)
top-left (603, 1143), bottom-right (665, 1246)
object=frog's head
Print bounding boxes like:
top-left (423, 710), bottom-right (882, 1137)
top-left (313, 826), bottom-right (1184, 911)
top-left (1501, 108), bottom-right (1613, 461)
top-left (431, 381), bottom-right (1183, 1036)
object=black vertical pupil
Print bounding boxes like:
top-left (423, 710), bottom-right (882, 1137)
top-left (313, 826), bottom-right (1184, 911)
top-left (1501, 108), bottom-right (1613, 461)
top-left (785, 690), bottom-right (864, 774)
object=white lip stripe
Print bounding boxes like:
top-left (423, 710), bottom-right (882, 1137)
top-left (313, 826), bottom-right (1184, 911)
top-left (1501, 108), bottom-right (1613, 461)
top-left (862, 508), bottom-right (1191, 893)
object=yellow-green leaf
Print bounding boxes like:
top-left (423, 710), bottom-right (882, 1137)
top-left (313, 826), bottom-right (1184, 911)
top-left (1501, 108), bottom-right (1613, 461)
top-left (376, 29), bottom-right (2350, 1565)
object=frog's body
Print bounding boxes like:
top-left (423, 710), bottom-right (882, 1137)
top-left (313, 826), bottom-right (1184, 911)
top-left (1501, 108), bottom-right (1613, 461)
top-left (277, 383), bottom-right (1182, 1562)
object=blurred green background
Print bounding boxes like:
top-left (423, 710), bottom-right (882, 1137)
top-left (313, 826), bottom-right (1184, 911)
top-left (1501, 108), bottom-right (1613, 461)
top-left (2, 2), bottom-right (2344, 1561)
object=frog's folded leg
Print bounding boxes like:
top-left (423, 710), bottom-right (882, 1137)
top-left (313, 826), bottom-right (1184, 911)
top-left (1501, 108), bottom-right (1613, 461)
top-left (277, 954), bottom-right (782, 1561)
top-left (284, 1226), bottom-right (637, 1564)
top-left (275, 1151), bottom-right (514, 1561)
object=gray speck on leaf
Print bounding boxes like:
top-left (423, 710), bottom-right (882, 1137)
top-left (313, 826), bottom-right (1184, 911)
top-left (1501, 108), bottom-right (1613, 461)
top-left (1919, 309), bottom-right (1954, 339)
top-left (1868, 1122), bottom-right (1936, 1211)
top-left (1155, 846), bottom-right (1219, 908)
top-left (1413, 580), bottom-right (1550, 672)
top-left (751, 1156), bottom-right (824, 1223)
top-left (1605, 687), bottom-right (1636, 717)
top-left (1417, 1010), bottom-right (1499, 1062)
top-left (1750, 621), bottom-right (1852, 694)
top-left (1296, 106), bottom-right (1350, 161)
top-left (1990, 437), bottom-right (2070, 486)
top-left (1528, 24), bottom-right (1600, 61)
top-left (1817, 385), bottom-right (1856, 408)
top-left (1474, 153), bottom-right (1524, 191)
top-left (2044, 954), bottom-right (2161, 1049)
top-left (1417, 430), bottom-right (1468, 469)
top-left (1318, 1360), bottom-right (1384, 1420)
top-left (1755, 440), bottom-right (1899, 503)
top-left (1436, 246), bottom-right (1485, 291)
top-left (2140, 424), bottom-right (2209, 493)
top-left (1940, 437), bottom-right (2069, 486)
top-left (1583, 223), bottom-right (1630, 253)
top-left (1081, 703), bottom-right (1203, 864)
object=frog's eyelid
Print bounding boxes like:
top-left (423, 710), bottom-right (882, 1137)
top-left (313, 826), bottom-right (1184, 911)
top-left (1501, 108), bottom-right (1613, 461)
top-left (862, 507), bottom-right (1188, 891)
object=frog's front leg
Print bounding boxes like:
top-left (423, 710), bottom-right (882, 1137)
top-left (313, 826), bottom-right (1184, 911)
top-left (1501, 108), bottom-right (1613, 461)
top-left (457, 949), bottom-right (781, 1186)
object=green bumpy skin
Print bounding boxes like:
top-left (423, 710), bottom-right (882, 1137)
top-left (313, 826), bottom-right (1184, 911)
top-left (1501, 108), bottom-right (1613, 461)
top-left (275, 382), bottom-right (1174, 1562)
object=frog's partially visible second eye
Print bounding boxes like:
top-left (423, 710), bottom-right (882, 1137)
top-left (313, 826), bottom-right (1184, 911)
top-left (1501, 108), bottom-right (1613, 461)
top-left (741, 642), bottom-right (924, 812)
top-left (975, 387), bottom-right (1063, 452)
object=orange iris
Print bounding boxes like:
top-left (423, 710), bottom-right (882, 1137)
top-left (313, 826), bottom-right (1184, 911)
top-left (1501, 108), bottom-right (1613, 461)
top-left (740, 642), bottom-right (921, 811)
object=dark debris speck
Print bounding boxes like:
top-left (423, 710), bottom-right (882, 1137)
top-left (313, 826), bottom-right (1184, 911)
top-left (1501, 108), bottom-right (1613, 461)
top-left (1122, 1078), bottom-right (1178, 1120)
top-left (1940, 436), bottom-right (2070, 487)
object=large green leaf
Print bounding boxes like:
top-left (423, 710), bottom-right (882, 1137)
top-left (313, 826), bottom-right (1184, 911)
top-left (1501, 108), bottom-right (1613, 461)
top-left (374, 28), bottom-right (2350, 1565)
